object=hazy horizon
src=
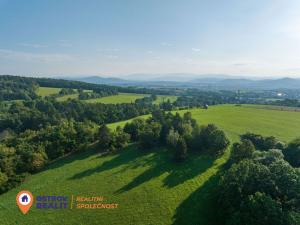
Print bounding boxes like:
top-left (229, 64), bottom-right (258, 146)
top-left (2, 73), bottom-right (299, 82)
top-left (1, 0), bottom-right (300, 78)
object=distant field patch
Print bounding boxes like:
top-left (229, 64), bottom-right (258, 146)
top-left (84, 93), bottom-right (149, 104)
top-left (36, 87), bottom-right (61, 97)
top-left (243, 104), bottom-right (300, 112)
top-left (56, 94), bottom-right (79, 101)
top-left (153, 95), bottom-right (177, 104)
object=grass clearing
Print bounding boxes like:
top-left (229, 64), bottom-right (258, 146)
top-left (84, 93), bottom-right (149, 104)
top-left (153, 95), bottom-right (178, 104)
top-left (36, 88), bottom-right (177, 105)
top-left (1, 104), bottom-right (300, 225)
top-left (84, 93), bottom-right (177, 105)
top-left (36, 87), bottom-right (90, 101)
top-left (36, 87), bottom-right (61, 97)
top-left (56, 94), bottom-right (79, 101)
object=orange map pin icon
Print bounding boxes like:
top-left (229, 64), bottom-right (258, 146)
top-left (16, 190), bottom-right (33, 214)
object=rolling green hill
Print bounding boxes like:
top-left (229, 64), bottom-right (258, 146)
top-left (1, 105), bottom-right (300, 225)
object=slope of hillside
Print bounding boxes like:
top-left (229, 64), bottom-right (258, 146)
top-left (1, 105), bottom-right (300, 225)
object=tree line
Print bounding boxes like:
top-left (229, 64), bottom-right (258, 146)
top-left (0, 98), bottom-right (157, 133)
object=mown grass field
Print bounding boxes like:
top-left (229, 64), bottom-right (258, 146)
top-left (36, 87), bottom-right (61, 97)
top-left (1, 105), bottom-right (300, 225)
top-left (83, 93), bottom-right (149, 104)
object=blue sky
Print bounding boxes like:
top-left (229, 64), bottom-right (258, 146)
top-left (0, 0), bottom-right (300, 77)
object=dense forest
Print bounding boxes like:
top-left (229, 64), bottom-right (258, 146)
top-left (0, 76), bottom-right (38, 101)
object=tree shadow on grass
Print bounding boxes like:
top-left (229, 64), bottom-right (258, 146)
top-left (69, 144), bottom-right (220, 195)
top-left (115, 151), bottom-right (216, 193)
top-left (163, 154), bottom-right (215, 188)
top-left (69, 145), bottom-right (150, 180)
top-left (172, 173), bottom-right (221, 225)
top-left (42, 143), bottom-right (99, 172)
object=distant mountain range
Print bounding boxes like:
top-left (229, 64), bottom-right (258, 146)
top-left (56, 74), bottom-right (300, 90)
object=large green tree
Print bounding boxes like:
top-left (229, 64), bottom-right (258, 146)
top-left (283, 138), bottom-right (300, 167)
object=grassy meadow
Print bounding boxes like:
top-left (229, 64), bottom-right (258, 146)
top-left (36, 87), bottom-right (61, 97)
top-left (153, 95), bottom-right (178, 104)
top-left (85, 94), bottom-right (178, 104)
top-left (109, 104), bottom-right (300, 142)
top-left (83, 93), bottom-right (149, 104)
top-left (1, 105), bottom-right (300, 225)
top-left (36, 87), bottom-right (177, 105)
top-left (56, 94), bottom-right (79, 101)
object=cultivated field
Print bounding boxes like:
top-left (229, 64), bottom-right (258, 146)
top-left (1, 105), bottom-right (299, 225)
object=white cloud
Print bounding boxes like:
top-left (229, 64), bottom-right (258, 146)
top-left (281, 19), bottom-right (300, 39)
top-left (160, 42), bottom-right (172, 46)
top-left (105, 55), bottom-right (119, 59)
top-left (0, 49), bottom-right (75, 63)
top-left (97, 48), bottom-right (119, 52)
top-left (191, 48), bottom-right (201, 52)
top-left (19, 43), bottom-right (48, 48)
top-left (58, 40), bottom-right (73, 47)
